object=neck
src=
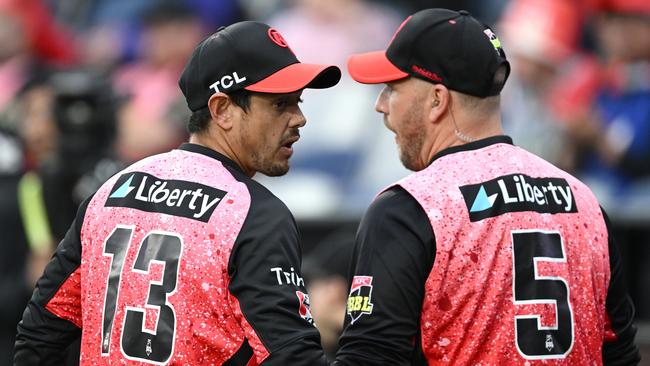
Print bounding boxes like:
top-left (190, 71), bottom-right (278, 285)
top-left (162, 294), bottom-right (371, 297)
top-left (423, 112), bottom-right (503, 166)
top-left (189, 132), bottom-right (254, 177)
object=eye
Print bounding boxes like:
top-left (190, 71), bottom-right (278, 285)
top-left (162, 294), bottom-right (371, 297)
top-left (274, 99), bottom-right (287, 109)
top-left (274, 96), bottom-right (303, 109)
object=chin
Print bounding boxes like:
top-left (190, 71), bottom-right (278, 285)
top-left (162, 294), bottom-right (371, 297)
top-left (399, 154), bottom-right (421, 172)
top-left (260, 163), bottom-right (290, 177)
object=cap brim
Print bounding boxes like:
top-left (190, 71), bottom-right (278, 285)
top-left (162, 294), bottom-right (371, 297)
top-left (245, 63), bottom-right (341, 93)
top-left (347, 50), bottom-right (408, 84)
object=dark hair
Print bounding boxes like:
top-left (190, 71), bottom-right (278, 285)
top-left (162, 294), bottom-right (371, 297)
top-left (187, 89), bottom-right (253, 134)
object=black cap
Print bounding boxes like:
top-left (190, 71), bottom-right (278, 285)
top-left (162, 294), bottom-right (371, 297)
top-left (179, 21), bottom-right (342, 111)
top-left (347, 9), bottom-right (510, 97)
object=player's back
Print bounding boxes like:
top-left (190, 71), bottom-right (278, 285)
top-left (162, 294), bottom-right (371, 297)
top-left (76, 147), bottom-right (252, 364)
top-left (397, 141), bottom-right (611, 365)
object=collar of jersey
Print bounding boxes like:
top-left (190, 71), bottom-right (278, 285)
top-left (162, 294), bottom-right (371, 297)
top-left (428, 135), bottom-right (513, 166)
top-left (178, 143), bottom-right (247, 175)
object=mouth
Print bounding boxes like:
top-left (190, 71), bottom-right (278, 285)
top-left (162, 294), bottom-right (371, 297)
top-left (280, 135), bottom-right (300, 154)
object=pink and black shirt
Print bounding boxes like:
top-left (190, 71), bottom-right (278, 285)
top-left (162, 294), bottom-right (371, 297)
top-left (335, 136), bottom-right (640, 365)
top-left (15, 143), bottom-right (326, 365)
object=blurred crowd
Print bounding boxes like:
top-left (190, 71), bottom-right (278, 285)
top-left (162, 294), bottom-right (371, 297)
top-left (0, 0), bottom-right (649, 363)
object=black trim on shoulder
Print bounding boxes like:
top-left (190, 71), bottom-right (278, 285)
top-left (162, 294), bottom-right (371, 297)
top-left (223, 339), bottom-right (254, 366)
top-left (178, 143), bottom-right (246, 175)
top-left (429, 135), bottom-right (513, 165)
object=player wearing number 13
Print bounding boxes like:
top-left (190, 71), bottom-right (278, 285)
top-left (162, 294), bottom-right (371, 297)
top-left (14, 22), bottom-right (340, 365)
top-left (333, 9), bottom-right (640, 365)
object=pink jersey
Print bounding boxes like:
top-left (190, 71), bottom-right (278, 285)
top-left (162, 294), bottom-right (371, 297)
top-left (396, 142), bottom-right (611, 365)
top-left (74, 149), bottom-right (260, 364)
top-left (16, 144), bottom-right (327, 365)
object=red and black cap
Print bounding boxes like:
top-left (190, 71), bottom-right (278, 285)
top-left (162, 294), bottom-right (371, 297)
top-left (179, 21), bottom-right (341, 111)
top-left (348, 9), bottom-right (510, 98)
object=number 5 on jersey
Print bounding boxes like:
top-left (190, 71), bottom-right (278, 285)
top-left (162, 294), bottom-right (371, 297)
top-left (512, 230), bottom-right (574, 360)
top-left (101, 226), bottom-right (183, 363)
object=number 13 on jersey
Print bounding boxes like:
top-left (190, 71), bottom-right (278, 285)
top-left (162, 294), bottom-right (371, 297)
top-left (101, 225), bottom-right (183, 363)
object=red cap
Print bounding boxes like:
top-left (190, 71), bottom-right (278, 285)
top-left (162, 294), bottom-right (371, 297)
top-left (246, 63), bottom-right (340, 93)
top-left (347, 51), bottom-right (408, 84)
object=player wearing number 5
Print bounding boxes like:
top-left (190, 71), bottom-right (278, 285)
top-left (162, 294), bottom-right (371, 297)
top-left (14, 22), bottom-right (340, 365)
top-left (333, 9), bottom-right (640, 365)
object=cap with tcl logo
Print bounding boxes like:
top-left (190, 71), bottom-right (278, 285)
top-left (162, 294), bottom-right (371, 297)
top-left (347, 9), bottom-right (510, 98)
top-left (179, 21), bottom-right (341, 111)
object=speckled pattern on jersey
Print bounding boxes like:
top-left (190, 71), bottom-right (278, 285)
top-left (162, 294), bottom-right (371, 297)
top-left (67, 149), bottom-right (267, 365)
top-left (396, 143), bottom-right (610, 365)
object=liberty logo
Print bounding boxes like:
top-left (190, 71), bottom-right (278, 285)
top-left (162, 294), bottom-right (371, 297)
top-left (106, 172), bottom-right (227, 222)
top-left (469, 185), bottom-right (498, 212)
top-left (109, 174), bottom-right (135, 198)
top-left (460, 174), bottom-right (577, 221)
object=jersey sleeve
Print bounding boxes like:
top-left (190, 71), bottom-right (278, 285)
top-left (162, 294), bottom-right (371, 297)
top-left (600, 208), bottom-right (641, 365)
top-left (226, 184), bottom-right (328, 366)
top-left (13, 195), bottom-right (93, 365)
top-left (334, 187), bottom-right (435, 366)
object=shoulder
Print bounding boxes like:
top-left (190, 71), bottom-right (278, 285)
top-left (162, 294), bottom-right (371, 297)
top-left (364, 186), bottom-right (422, 222)
top-left (226, 168), bottom-right (295, 229)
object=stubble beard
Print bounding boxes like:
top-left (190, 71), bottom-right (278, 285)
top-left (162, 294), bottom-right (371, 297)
top-left (397, 107), bottom-right (425, 172)
top-left (253, 149), bottom-right (289, 177)
top-left (249, 134), bottom-right (290, 177)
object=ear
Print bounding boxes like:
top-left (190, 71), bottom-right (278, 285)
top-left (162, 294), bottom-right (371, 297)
top-left (207, 92), bottom-right (233, 130)
top-left (428, 84), bottom-right (450, 124)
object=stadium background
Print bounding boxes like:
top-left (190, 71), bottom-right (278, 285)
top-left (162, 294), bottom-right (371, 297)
top-left (0, 0), bottom-right (648, 363)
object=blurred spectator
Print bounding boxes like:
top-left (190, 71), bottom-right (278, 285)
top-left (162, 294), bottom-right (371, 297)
top-left (0, 0), bottom-right (79, 132)
top-left (552, 0), bottom-right (650, 209)
top-left (112, 3), bottom-right (200, 162)
top-left (0, 129), bottom-right (31, 366)
top-left (1, 70), bottom-right (122, 364)
top-left (0, 0), bottom-right (77, 66)
top-left (498, 0), bottom-right (581, 166)
top-left (13, 69), bottom-right (122, 240)
top-left (51, 0), bottom-right (243, 71)
top-left (0, 10), bottom-right (29, 115)
top-left (268, 0), bottom-right (401, 67)
top-left (302, 226), bottom-right (356, 360)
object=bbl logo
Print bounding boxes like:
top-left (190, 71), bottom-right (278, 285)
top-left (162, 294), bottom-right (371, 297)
top-left (347, 276), bottom-right (374, 324)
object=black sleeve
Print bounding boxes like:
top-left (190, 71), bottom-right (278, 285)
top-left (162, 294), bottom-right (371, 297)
top-left (600, 208), bottom-right (641, 365)
top-left (334, 186), bottom-right (435, 366)
top-left (13, 195), bottom-right (92, 365)
top-left (227, 181), bottom-right (328, 366)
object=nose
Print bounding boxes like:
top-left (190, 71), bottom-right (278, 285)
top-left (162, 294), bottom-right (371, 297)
top-left (290, 107), bottom-right (307, 128)
top-left (375, 86), bottom-right (389, 115)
